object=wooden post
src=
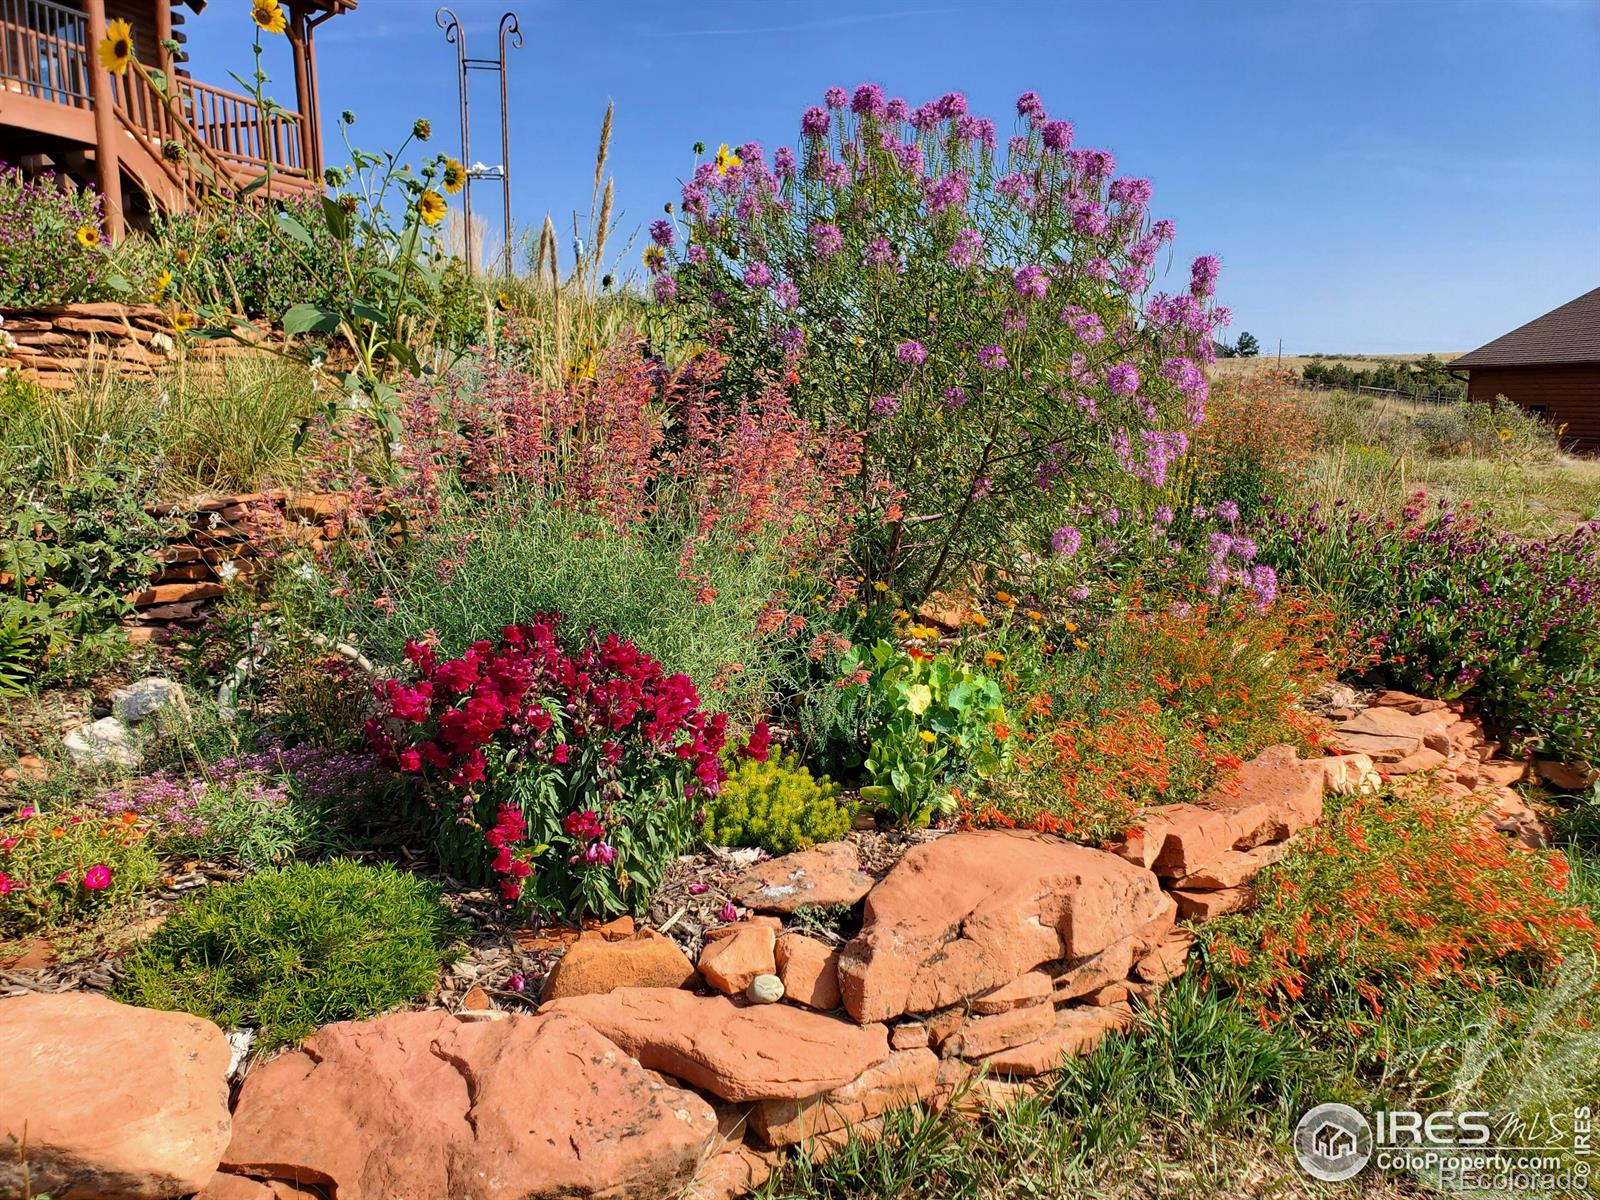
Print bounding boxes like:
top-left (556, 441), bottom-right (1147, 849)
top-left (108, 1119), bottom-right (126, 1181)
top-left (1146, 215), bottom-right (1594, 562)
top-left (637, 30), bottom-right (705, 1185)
top-left (82, 0), bottom-right (124, 240)
top-left (287, 3), bottom-right (315, 179)
top-left (155, 0), bottom-right (172, 76)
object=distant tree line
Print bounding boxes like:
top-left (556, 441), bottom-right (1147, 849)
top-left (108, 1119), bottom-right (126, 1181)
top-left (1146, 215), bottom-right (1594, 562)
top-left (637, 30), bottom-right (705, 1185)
top-left (1299, 354), bottom-right (1465, 401)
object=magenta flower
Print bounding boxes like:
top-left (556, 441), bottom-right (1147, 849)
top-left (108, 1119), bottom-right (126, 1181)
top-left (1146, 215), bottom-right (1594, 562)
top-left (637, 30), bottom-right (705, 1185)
top-left (506, 972), bottom-right (526, 993)
top-left (851, 83), bottom-right (886, 117)
top-left (948, 227), bottom-right (983, 269)
top-left (810, 221), bottom-right (843, 260)
top-left (1106, 363), bottom-right (1140, 396)
top-left (1013, 264), bottom-right (1048, 300)
top-left (824, 86), bottom-right (848, 109)
top-left (1041, 119), bottom-right (1074, 151)
top-left (1051, 526), bottom-right (1082, 556)
top-left (871, 393), bottom-right (901, 417)
top-left (688, 882), bottom-right (710, 895)
top-left (896, 340), bottom-right (927, 366)
top-left (742, 261), bottom-right (773, 289)
top-left (649, 219), bottom-right (675, 247)
top-left (977, 343), bottom-right (1008, 371)
top-left (82, 864), bottom-right (113, 891)
top-left (801, 106), bottom-right (830, 137)
top-left (718, 900), bottom-right (739, 922)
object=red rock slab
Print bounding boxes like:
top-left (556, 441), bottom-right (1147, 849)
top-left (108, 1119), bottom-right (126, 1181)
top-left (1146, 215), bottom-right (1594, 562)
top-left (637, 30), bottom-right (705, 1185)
top-left (1386, 746), bottom-right (1449, 775)
top-left (1534, 758), bottom-right (1597, 792)
top-left (1203, 745), bottom-right (1325, 851)
top-left (1171, 840), bottom-right (1291, 890)
top-left (1332, 730), bottom-right (1424, 762)
top-left (1476, 759), bottom-right (1529, 788)
top-left (969, 971), bottom-right (1052, 1015)
top-left (946, 1002), bottom-right (1059, 1060)
top-left (543, 987), bottom-right (891, 1102)
top-left (749, 1048), bottom-right (940, 1147)
top-left (699, 922), bottom-right (778, 995)
top-left (775, 932), bottom-right (842, 1011)
top-left (890, 1023), bottom-right (931, 1050)
top-left (196, 1174), bottom-right (321, 1199)
top-left (1370, 689), bottom-right (1448, 714)
top-left (1132, 929), bottom-right (1196, 984)
top-left (979, 1004), bottom-right (1135, 1078)
top-left (1323, 752), bottom-right (1380, 796)
top-left (0, 993), bottom-right (232, 1200)
top-left (1171, 886), bottom-right (1255, 921)
top-left (836, 831), bottom-right (1170, 1023)
top-left (222, 1010), bottom-right (716, 1200)
top-left (1127, 804), bottom-right (1243, 877)
top-left (1050, 935), bottom-right (1139, 1004)
top-left (688, 1142), bottom-right (782, 1200)
top-left (733, 841), bottom-right (876, 912)
top-left (541, 928), bottom-right (700, 1001)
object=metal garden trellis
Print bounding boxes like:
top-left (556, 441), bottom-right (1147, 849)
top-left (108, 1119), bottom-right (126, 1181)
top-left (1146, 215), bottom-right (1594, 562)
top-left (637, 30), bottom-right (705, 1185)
top-left (435, 7), bottom-right (521, 278)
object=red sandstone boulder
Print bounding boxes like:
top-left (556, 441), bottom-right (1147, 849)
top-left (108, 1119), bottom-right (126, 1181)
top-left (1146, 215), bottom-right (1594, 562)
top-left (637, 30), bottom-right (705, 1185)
top-left (733, 841), bottom-right (876, 912)
top-left (749, 1048), bottom-right (941, 1147)
top-left (979, 1004), bottom-right (1134, 1078)
top-left (1132, 929), bottom-right (1196, 984)
top-left (945, 1002), bottom-right (1058, 1060)
top-left (541, 929), bottom-right (700, 1000)
top-left (775, 931), bottom-right (842, 1010)
top-left (1171, 885), bottom-right (1255, 921)
top-left (969, 971), bottom-right (1052, 1015)
top-left (836, 831), bottom-right (1169, 1023)
top-left (543, 987), bottom-right (890, 1102)
top-left (1116, 803), bottom-right (1240, 876)
top-left (1172, 840), bottom-right (1291, 890)
top-left (0, 993), bottom-right (232, 1200)
top-left (699, 922), bottom-right (779, 995)
top-left (222, 1010), bottom-right (716, 1200)
top-left (1203, 745), bottom-right (1324, 850)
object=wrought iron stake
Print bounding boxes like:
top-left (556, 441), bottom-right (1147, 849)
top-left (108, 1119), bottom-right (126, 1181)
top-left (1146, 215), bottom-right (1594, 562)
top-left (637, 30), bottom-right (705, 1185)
top-left (436, 7), bottom-right (522, 278)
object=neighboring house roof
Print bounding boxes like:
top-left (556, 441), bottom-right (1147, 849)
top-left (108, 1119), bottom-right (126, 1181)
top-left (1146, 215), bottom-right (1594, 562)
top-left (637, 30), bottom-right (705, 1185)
top-left (1452, 286), bottom-right (1600, 370)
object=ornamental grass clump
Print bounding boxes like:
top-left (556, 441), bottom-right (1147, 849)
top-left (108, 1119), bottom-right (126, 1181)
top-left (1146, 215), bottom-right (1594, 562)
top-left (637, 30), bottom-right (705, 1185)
top-left (365, 616), bottom-right (771, 917)
top-left (115, 859), bottom-right (460, 1048)
top-left (655, 85), bottom-right (1231, 599)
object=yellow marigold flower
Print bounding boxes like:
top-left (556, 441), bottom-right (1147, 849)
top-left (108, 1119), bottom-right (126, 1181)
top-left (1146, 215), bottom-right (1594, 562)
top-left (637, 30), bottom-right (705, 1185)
top-left (906, 624), bottom-right (940, 640)
top-left (995, 590), bottom-right (1015, 605)
top-left (983, 651), bottom-right (1006, 667)
top-left (417, 189), bottom-right (447, 226)
top-left (918, 730), bottom-right (937, 744)
top-left (894, 608), bottom-right (911, 621)
top-left (99, 18), bottom-right (133, 74)
top-left (75, 224), bottom-right (99, 249)
top-left (442, 157), bottom-right (467, 194)
top-left (714, 143), bottom-right (741, 175)
top-left (251, 0), bottom-right (287, 35)
top-left (1064, 620), bottom-right (1078, 633)
top-left (967, 612), bottom-right (989, 628)
top-left (643, 244), bottom-right (666, 271)
top-left (1026, 609), bottom-right (1043, 622)
top-left (872, 580), bottom-right (889, 592)
top-left (172, 311), bottom-right (196, 332)
top-left (1074, 637), bottom-right (1089, 650)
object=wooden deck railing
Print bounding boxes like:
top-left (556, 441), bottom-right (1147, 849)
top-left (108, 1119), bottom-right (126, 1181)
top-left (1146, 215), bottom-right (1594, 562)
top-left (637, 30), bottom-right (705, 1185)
top-left (2, 0), bottom-right (311, 192)
top-left (0, 0), bottom-right (89, 107)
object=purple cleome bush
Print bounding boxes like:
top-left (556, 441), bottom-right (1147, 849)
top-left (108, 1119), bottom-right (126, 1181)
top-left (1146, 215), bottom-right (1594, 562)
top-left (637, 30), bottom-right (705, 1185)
top-left (653, 85), bottom-right (1241, 602)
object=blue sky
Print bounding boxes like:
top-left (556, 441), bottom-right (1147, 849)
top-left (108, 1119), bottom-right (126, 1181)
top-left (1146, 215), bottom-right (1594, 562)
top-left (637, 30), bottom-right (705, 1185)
top-left (185, 0), bottom-right (1599, 354)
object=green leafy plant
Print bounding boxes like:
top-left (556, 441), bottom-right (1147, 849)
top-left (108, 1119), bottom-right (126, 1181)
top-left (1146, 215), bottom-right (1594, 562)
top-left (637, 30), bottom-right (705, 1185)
top-left (113, 859), bottom-right (460, 1047)
top-left (837, 639), bottom-right (1009, 825)
top-left (703, 752), bottom-right (853, 854)
top-left (0, 806), bottom-right (159, 937)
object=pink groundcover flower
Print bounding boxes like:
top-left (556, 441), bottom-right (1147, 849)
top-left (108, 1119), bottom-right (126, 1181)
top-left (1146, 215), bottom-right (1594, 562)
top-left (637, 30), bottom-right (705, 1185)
top-left (82, 864), bottom-right (113, 890)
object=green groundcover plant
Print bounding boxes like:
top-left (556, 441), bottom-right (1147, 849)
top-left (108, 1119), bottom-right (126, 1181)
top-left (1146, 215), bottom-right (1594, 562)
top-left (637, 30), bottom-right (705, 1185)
top-left (703, 751), bottom-right (853, 854)
top-left (114, 859), bottom-right (460, 1047)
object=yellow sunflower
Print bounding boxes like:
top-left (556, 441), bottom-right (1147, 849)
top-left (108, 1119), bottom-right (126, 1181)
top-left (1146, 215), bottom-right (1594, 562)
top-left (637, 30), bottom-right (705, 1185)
top-left (172, 311), bottom-right (196, 333)
top-left (495, 291), bottom-right (512, 313)
top-left (441, 158), bottom-right (466, 194)
top-left (417, 189), bottom-right (447, 226)
top-left (75, 224), bottom-right (99, 250)
top-left (149, 269), bottom-right (173, 301)
top-left (642, 244), bottom-right (666, 272)
top-left (251, 0), bottom-right (287, 35)
top-left (98, 18), bottom-right (133, 75)
top-left (714, 143), bottom-right (741, 176)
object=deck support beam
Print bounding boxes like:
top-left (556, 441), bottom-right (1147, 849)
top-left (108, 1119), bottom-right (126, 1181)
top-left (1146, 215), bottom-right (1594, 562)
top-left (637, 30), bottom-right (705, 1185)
top-left (83, 0), bottom-right (124, 241)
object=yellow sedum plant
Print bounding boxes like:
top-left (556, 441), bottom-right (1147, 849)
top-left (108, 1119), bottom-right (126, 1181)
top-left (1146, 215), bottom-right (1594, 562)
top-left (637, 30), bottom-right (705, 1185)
top-left (703, 753), bottom-right (854, 855)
